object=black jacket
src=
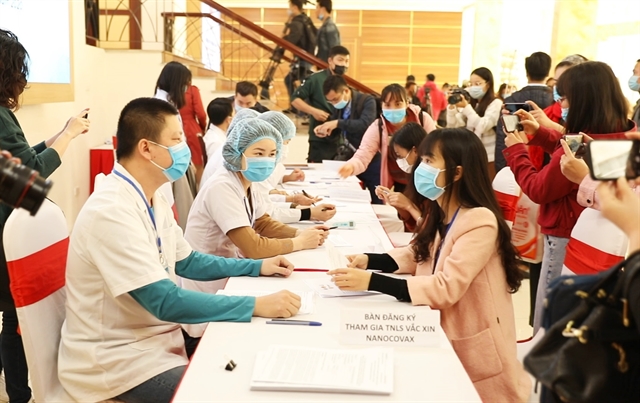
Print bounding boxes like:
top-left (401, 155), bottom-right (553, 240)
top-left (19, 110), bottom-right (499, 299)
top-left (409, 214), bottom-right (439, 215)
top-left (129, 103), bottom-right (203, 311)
top-left (283, 14), bottom-right (313, 52)
top-left (495, 85), bottom-right (553, 172)
top-left (329, 90), bottom-right (377, 149)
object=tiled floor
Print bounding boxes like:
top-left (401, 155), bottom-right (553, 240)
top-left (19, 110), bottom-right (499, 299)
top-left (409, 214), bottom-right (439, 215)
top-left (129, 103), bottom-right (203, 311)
top-left (286, 128), bottom-right (535, 341)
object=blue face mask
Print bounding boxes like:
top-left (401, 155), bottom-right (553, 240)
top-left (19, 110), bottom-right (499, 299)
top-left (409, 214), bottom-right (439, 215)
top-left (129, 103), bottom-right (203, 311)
top-left (318, 13), bottom-right (325, 21)
top-left (629, 75), bottom-right (640, 92)
top-left (553, 86), bottom-right (562, 102)
top-left (242, 155), bottom-right (276, 182)
top-left (561, 107), bottom-right (569, 121)
top-left (467, 85), bottom-right (486, 100)
top-left (414, 162), bottom-right (446, 201)
top-left (149, 141), bottom-right (191, 182)
top-left (382, 108), bottom-right (406, 124)
top-left (334, 96), bottom-right (348, 110)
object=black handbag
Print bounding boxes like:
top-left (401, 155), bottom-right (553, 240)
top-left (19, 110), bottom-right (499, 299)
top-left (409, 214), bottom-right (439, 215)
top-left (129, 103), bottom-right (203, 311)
top-left (333, 132), bottom-right (356, 161)
top-left (524, 251), bottom-right (640, 403)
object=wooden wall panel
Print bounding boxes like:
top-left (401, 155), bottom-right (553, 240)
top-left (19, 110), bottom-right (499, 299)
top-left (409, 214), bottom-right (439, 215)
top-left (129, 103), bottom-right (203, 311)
top-left (334, 10), bottom-right (360, 25)
top-left (413, 12), bottom-right (462, 27)
top-left (412, 28), bottom-right (462, 46)
top-left (219, 8), bottom-right (462, 107)
top-left (360, 27), bottom-right (410, 44)
top-left (361, 11), bottom-right (410, 26)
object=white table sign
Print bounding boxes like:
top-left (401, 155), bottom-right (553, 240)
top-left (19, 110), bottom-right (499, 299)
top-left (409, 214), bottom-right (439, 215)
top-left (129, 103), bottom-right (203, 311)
top-left (340, 307), bottom-right (441, 347)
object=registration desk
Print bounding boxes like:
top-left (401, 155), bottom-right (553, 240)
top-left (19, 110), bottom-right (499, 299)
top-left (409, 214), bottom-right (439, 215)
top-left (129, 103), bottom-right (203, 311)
top-left (172, 167), bottom-right (481, 402)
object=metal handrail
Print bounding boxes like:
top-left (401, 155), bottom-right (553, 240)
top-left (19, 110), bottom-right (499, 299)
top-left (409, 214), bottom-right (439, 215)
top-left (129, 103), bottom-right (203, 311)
top-left (161, 12), bottom-right (294, 64)
top-left (199, 0), bottom-right (379, 96)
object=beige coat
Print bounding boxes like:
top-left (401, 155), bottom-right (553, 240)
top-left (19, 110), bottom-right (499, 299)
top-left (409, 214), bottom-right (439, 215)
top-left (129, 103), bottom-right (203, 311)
top-left (387, 207), bottom-right (531, 402)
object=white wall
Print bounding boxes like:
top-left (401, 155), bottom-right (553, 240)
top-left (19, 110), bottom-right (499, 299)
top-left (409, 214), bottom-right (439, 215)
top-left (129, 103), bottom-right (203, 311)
top-left (14, 1), bottom-right (166, 227)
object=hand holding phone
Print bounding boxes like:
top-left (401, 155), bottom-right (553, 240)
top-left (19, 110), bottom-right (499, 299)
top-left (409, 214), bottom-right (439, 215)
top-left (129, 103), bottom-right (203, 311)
top-left (586, 139), bottom-right (640, 180)
top-left (500, 114), bottom-right (523, 133)
top-left (562, 134), bottom-right (586, 159)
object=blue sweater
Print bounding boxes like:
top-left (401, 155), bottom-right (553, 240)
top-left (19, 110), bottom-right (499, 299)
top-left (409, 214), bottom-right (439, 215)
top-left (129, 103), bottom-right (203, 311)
top-left (130, 251), bottom-right (261, 323)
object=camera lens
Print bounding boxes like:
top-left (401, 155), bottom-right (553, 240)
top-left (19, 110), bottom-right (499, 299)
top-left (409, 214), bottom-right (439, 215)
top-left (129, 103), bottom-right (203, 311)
top-left (0, 156), bottom-right (52, 216)
top-left (448, 94), bottom-right (462, 105)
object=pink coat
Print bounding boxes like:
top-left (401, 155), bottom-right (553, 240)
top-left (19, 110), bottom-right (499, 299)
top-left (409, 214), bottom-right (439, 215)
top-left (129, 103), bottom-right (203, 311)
top-left (347, 104), bottom-right (436, 188)
top-left (387, 207), bottom-right (531, 402)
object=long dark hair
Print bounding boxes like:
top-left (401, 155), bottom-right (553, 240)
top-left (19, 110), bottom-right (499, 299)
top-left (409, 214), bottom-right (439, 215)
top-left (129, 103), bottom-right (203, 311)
top-left (0, 29), bottom-right (29, 110)
top-left (389, 122), bottom-right (427, 159)
top-left (155, 61), bottom-right (192, 109)
top-left (409, 128), bottom-right (522, 293)
top-left (556, 61), bottom-right (629, 134)
top-left (470, 67), bottom-right (496, 117)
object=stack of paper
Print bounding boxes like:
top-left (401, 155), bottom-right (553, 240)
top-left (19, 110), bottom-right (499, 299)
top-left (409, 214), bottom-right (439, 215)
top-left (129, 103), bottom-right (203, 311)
top-left (216, 290), bottom-right (315, 314)
top-left (327, 187), bottom-right (372, 203)
top-left (322, 159), bottom-right (347, 172)
top-left (325, 241), bottom-right (350, 268)
top-left (304, 278), bottom-right (378, 298)
top-left (250, 345), bottom-right (394, 395)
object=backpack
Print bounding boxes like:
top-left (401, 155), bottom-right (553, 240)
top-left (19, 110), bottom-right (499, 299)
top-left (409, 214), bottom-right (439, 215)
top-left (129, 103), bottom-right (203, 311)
top-left (301, 14), bottom-right (317, 55)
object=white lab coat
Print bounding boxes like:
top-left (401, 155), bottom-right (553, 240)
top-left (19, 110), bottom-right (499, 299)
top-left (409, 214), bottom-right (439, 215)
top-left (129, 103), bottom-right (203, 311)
top-left (59, 164), bottom-right (193, 402)
top-left (181, 166), bottom-right (269, 336)
top-left (203, 124), bottom-right (226, 163)
top-left (253, 163), bottom-right (303, 223)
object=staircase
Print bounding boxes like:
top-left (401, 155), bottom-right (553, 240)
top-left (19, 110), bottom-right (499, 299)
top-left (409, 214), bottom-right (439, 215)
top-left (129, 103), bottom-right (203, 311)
top-left (85, 0), bottom-right (378, 110)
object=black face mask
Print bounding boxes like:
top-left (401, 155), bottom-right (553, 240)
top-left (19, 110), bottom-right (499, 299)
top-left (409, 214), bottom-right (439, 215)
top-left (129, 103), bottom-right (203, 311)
top-left (333, 65), bottom-right (347, 75)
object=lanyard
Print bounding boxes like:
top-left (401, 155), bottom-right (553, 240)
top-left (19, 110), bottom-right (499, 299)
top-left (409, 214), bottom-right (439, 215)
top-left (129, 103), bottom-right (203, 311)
top-left (432, 207), bottom-right (460, 273)
top-left (243, 192), bottom-right (255, 227)
top-left (113, 170), bottom-right (166, 268)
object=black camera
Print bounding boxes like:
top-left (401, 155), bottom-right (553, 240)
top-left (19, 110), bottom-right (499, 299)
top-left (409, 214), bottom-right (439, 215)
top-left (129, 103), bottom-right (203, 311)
top-left (448, 88), bottom-right (470, 105)
top-left (0, 154), bottom-right (52, 216)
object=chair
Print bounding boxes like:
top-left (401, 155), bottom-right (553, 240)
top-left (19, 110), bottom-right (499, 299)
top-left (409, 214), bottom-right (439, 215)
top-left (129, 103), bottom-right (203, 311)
top-left (561, 207), bottom-right (628, 276)
top-left (3, 199), bottom-right (73, 402)
top-left (3, 200), bottom-right (124, 403)
top-left (492, 167), bottom-right (520, 229)
top-left (492, 167), bottom-right (543, 263)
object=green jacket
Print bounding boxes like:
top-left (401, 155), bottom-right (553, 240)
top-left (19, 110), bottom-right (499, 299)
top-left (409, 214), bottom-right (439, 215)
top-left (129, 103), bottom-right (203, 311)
top-left (0, 107), bottom-right (62, 310)
top-left (292, 69), bottom-right (334, 139)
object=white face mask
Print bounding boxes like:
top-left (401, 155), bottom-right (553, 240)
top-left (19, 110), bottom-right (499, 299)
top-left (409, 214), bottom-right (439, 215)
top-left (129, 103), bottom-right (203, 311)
top-left (396, 157), bottom-right (412, 173)
top-left (280, 144), bottom-right (289, 160)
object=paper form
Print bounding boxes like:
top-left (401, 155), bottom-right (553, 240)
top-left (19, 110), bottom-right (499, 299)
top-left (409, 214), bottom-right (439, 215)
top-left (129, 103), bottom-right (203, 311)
top-left (250, 345), bottom-right (394, 395)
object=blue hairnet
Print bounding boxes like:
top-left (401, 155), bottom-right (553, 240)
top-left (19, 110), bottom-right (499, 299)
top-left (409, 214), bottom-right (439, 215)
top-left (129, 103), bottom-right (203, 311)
top-left (257, 111), bottom-right (296, 142)
top-left (222, 118), bottom-right (283, 172)
top-left (227, 108), bottom-right (260, 135)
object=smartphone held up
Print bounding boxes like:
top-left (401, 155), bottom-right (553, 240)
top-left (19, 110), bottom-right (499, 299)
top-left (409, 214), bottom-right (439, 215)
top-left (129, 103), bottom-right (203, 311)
top-left (586, 140), bottom-right (640, 181)
top-left (500, 114), bottom-right (523, 133)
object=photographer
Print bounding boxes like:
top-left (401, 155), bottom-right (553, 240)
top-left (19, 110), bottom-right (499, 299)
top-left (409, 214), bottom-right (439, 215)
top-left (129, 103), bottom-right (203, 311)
top-left (494, 52), bottom-right (554, 172)
top-left (446, 67), bottom-right (502, 173)
top-left (0, 29), bottom-right (90, 403)
top-left (283, 0), bottom-right (317, 105)
top-left (503, 61), bottom-right (634, 334)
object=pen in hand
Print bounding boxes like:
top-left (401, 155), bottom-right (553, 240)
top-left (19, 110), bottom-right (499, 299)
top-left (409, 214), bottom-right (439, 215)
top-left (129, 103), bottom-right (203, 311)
top-left (302, 189), bottom-right (316, 206)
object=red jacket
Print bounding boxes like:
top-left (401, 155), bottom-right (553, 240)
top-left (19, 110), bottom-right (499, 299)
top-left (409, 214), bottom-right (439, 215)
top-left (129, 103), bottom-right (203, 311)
top-left (504, 121), bottom-right (635, 238)
top-left (417, 82), bottom-right (447, 119)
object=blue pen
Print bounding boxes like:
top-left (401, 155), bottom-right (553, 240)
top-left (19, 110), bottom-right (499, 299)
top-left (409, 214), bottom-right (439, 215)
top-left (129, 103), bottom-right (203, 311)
top-left (267, 320), bottom-right (322, 326)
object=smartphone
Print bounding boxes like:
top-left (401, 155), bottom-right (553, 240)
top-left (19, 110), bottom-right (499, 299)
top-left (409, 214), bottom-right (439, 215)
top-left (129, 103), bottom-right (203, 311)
top-left (504, 103), bottom-right (532, 113)
top-left (586, 139), bottom-right (640, 180)
top-left (562, 134), bottom-right (584, 154)
top-left (500, 114), bottom-right (522, 133)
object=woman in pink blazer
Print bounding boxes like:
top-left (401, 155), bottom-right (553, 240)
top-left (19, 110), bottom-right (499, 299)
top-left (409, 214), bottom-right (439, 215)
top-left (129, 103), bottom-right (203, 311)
top-left (329, 128), bottom-right (531, 402)
top-left (338, 84), bottom-right (436, 191)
